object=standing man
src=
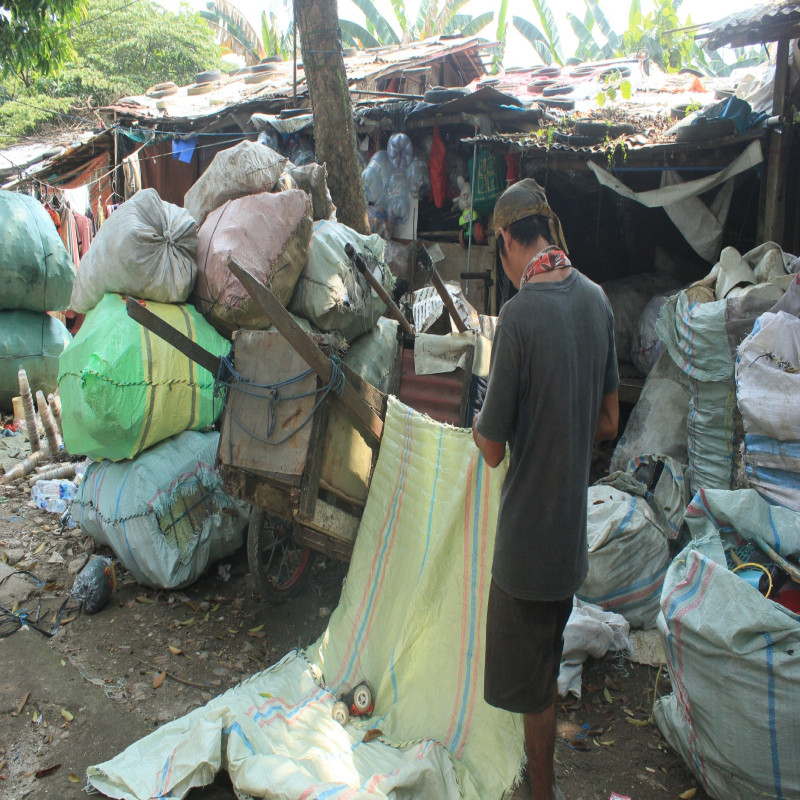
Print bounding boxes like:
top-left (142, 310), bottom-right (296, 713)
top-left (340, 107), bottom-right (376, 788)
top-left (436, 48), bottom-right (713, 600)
top-left (472, 179), bottom-right (619, 800)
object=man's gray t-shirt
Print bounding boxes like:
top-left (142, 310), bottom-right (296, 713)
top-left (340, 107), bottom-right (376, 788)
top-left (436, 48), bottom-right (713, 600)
top-left (476, 269), bottom-right (618, 601)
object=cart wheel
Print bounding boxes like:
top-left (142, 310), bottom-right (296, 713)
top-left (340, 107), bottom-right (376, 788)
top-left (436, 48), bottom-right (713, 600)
top-left (332, 701), bottom-right (349, 726)
top-left (247, 507), bottom-right (315, 603)
top-left (353, 682), bottom-right (373, 713)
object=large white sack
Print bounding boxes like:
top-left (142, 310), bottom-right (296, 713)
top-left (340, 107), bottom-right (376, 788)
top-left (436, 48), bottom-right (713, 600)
top-left (610, 351), bottom-right (690, 472)
top-left (289, 220), bottom-right (392, 343)
top-left (69, 430), bottom-right (249, 589)
top-left (184, 141), bottom-right (286, 228)
top-left (576, 484), bottom-right (671, 629)
top-left (737, 310), bottom-right (800, 510)
top-left (654, 489), bottom-right (800, 800)
top-left (192, 190), bottom-right (313, 336)
top-left (69, 188), bottom-right (197, 314)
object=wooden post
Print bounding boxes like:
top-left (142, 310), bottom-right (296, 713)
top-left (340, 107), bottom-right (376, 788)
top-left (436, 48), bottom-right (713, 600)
top-left (761, 37), bottom-right (791, 245)
top-left (413, 241), bottom-right (469, 333)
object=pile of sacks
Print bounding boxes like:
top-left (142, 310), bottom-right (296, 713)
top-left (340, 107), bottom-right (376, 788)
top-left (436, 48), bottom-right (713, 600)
top-left (592, 243), bottom-right (800, 800)
top-left (58, 140), bottom-right (401, 588)
top-left (0, 191), bottom-right (75, 412)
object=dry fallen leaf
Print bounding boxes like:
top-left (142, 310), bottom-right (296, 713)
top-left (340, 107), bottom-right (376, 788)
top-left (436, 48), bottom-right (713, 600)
top-left (34, 764), bottom-right (61, 779)
top-left (60, 709), bottom-right (73, 722)
top-left (625, 717), bottom-right (650, 727)
top-left (249, 624), bottom-right (264, 633)
top-left (363, 729), bottom-right (382, 743)
top-left (168, 645), bottom-right (182, 656)
top-left (16, 692), bottom-right (29, 715)
top-left (33, 542), bottom-right (45, 555)
top-left (136, 595), bottom-right (154, 604)
top-left (567, 738), bottom-right (591, 751)
top-left (68, 773), bottom-right (80, 783)
top-left (603, 687), bottom-right (613, 704)
top-left (679, 790), bottom-right (697, 799)
top-left (597, 739), bottom-right (615, 746)
top-left (622, 706), bottom-right (635, 717)
top-left (153, 671), bottom-right (166, 689)
top-left (645, 766), bottom-right (656, 773)
top-left (586, 724), bottom-right (605, 736)
top-left (179, 618), bottom-right (195, 627)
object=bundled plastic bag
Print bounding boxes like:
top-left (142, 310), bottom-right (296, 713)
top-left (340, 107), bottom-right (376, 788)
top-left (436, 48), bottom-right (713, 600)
top-left (610, 351), bottom-right (690, 472)
top-left (737, 310), bottom-right (800, 510)
top-left (282, 162), bottom-right (336, 221)
top-left (576, 476), bottom-right (675, 629)
top-left (192, 190), bottom-right (313, 336)
top-left (184, 141), bottom-right (287, 227)
top-left (289, 220), bottom-right (392, 343)
top-left (69, 188), bottom-right (198, 314)
top-left (71, 555), bottom-right (115, 613)
top-left (0, 311), bottom-right (71, 410)
top-left (342, 317), bottom-right (399, 393)
top-left (654, 489), bottom-right (800, 800)
top-left (656, 291), bottom-right (735, 493)
top-left (58, 294), bottom-right (229, 461)
top-left (70, 431), bottom-right (249, 589)
top-left (0, 190), bottom-right (75, 311)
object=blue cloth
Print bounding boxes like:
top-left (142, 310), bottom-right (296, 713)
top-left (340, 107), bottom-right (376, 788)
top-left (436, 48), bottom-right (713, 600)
top-left (171, 137), bottom-right (197, 164)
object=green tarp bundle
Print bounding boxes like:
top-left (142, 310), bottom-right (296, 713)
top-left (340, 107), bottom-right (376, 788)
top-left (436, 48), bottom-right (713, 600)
top-left (58, 294), bottom-right (230, 461)
top-left (0, 311), bottom-right (72, 410)
top-left (0, 190), bottom-right (75, 312)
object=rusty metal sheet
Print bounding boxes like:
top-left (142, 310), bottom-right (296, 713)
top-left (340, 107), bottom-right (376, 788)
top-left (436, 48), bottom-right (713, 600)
top-left (397, 348), bottom-right (468, 426)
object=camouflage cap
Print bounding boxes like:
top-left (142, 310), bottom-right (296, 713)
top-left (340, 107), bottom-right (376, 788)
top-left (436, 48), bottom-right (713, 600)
top-left (493, 178), bottom-right (569, 253)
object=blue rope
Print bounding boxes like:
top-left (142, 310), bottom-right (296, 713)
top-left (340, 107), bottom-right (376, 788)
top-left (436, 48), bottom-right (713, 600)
top-left (217, 352), bottom-right (347, 449)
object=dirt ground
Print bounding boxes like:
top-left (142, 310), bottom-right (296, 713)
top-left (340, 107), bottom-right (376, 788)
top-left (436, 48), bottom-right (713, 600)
top-left (0, 474), bottom-right (708, 800)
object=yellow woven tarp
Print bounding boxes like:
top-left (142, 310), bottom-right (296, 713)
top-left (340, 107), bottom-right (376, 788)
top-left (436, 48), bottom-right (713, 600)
top-left (87, 397), bottom-right (523, 799)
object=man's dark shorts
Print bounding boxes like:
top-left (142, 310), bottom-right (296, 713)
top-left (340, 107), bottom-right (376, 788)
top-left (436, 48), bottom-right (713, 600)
top-left (484, 579), bottom-right (573, 714)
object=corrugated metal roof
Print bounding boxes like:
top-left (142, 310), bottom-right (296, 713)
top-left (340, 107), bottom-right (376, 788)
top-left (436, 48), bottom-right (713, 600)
top-left (103, 36), bottom-right (491, 128)
top-left (695, 0), bottom-right (800, 48)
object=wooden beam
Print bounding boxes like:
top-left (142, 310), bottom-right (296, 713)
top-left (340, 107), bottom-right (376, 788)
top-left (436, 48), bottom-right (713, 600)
top-left (762, 37), bottom-right (791, 245)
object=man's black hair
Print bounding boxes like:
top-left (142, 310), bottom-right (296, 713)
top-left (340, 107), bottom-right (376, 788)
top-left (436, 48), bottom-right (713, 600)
top-left (506, 214), bottom-right (553, 248)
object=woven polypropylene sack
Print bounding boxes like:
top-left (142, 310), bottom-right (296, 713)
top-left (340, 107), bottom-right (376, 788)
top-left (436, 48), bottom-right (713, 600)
top-left (184, 141), bottom-right (286, 228)
top-left (737, 311), bottom-right (800, 510)
top-left (0, 311), bottom-right (71, 410)
top-left (192, 190), bottom-right (312, 336)
top-left (610, 351), bottom-right (690, 473)
top-left (576, 484), bottom-right (671, 629)
top-left (58, 294), bottom-right (229, 461)
top-left (282, 162), bottom-right (337, 221)
top-left (70, 431), bottom-right (248, 588)
top-left (69, 188), bottom-right (198, 314)
top-left (289, 220), bottom-right (392, 343)
top-left (0, 190), bottom-right (75, 311)
top-left (654, 489), bottom-right (800, 800)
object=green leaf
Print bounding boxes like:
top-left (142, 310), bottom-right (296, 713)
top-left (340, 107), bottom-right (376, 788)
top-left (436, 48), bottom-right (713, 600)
top-left (597, 91), bottom-right (606, 106)
top-left (531, 0), bottom-right (564, 65)
top-left (458, 12), bottom-right (494, 36)
top-left (495, 0), bottom-right (509, 47)
top-left (566, 12), bottom-right (601, 61)
top-left (512, 16), bottom-right (552, 65)
top-left (339, 19), bottom-right (381, 48)
top-left (620, 79), bottom-right (631, 99)
top-left (389, 0), bottom-right (408, 33)
top-left (585, 0), bottom-right (622, 50)
top-left (350, 0), bottom-right (400, 45)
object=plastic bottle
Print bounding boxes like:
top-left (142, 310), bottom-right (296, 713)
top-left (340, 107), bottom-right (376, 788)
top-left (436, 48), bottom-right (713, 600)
top-left (368, 150), bottom-right (393, 186)
top-left (387, 133), bottom-right (413, 171)
top-left (31, 478), bottom-right (79, 513)
top-left (406, 157), bottom-right (431, 200)
top-left (361, 162), bottom-right (387, 207)
top-left (387, 170), bottom-right (411, 224)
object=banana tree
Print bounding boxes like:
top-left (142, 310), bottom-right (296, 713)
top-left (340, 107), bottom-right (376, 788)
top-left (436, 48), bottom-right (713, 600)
top-left (200, 0), bottom-right (263, 65)
top-left (512, 0), bottom-right (564, 66)
top-left (261, 10), bottom-right (294, 59)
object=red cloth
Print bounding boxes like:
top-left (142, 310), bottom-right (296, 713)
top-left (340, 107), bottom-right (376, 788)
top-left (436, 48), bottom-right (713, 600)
top-left (73, 212), bottom-right (92, 259)
top-left (519, 246), bottom-right (572, 288)
top-left (429, 123), bottom-right (448, 209)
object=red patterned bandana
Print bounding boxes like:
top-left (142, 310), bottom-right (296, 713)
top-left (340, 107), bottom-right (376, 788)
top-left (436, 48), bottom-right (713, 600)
top-left (519, 246), bottom-right (572, 288)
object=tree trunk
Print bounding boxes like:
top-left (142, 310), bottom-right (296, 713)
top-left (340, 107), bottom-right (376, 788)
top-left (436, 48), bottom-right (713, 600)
top-left (296, 0), bottom-right (369, 234)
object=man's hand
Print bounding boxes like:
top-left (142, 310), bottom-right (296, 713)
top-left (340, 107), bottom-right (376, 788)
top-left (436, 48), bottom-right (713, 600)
top-left (472, 413), bottom-right (506, 468)
top-left (594, 390), bottom-right (619, 443)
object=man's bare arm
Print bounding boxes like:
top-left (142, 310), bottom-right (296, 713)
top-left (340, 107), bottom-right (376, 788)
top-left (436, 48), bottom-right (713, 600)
top-left (472, 414), bottom-right (506, 468)
top-left (594, 390), bottom-right (619, 443)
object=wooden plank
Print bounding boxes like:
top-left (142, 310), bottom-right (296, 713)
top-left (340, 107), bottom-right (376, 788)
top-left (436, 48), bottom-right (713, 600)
top-left (293, 524), bottom-right (353, 562)
top-left (297, 384), bottom-right (330, 520)
top-left (125, 297), bottom-right (223, 375)
top-left (219, 465), bottom-right (299, 519)
top-left (227, 256), bottom-right (384, 443)
top-left (219, 331), bottom-right (317, 477)
top-left (297, 496), bottom-right (361, 545)
top-left (345, 243), bottom-right (415, 337)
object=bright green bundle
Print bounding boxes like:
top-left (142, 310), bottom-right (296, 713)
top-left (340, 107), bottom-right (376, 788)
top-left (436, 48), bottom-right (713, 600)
top-left (58, 293), bottom-right (230, 461)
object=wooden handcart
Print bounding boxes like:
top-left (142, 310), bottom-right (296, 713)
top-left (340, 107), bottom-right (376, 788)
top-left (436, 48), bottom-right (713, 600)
top-left (126, 251), bottom-right (476, 603)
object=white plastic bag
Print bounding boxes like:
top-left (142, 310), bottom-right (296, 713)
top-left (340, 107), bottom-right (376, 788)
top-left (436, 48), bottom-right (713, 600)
top-left (184, 141), bottom-right (286, 227)
top-left (69, 188), bottom-right (197, 314)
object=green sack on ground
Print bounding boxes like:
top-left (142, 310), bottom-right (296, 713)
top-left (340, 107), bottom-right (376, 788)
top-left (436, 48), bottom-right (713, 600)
top-left (0, 190), bottom-right (76, 311)
top-left (0, 311), bottom-right (72, 410)
top-left (58, 294), bottom-right (230, 461)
